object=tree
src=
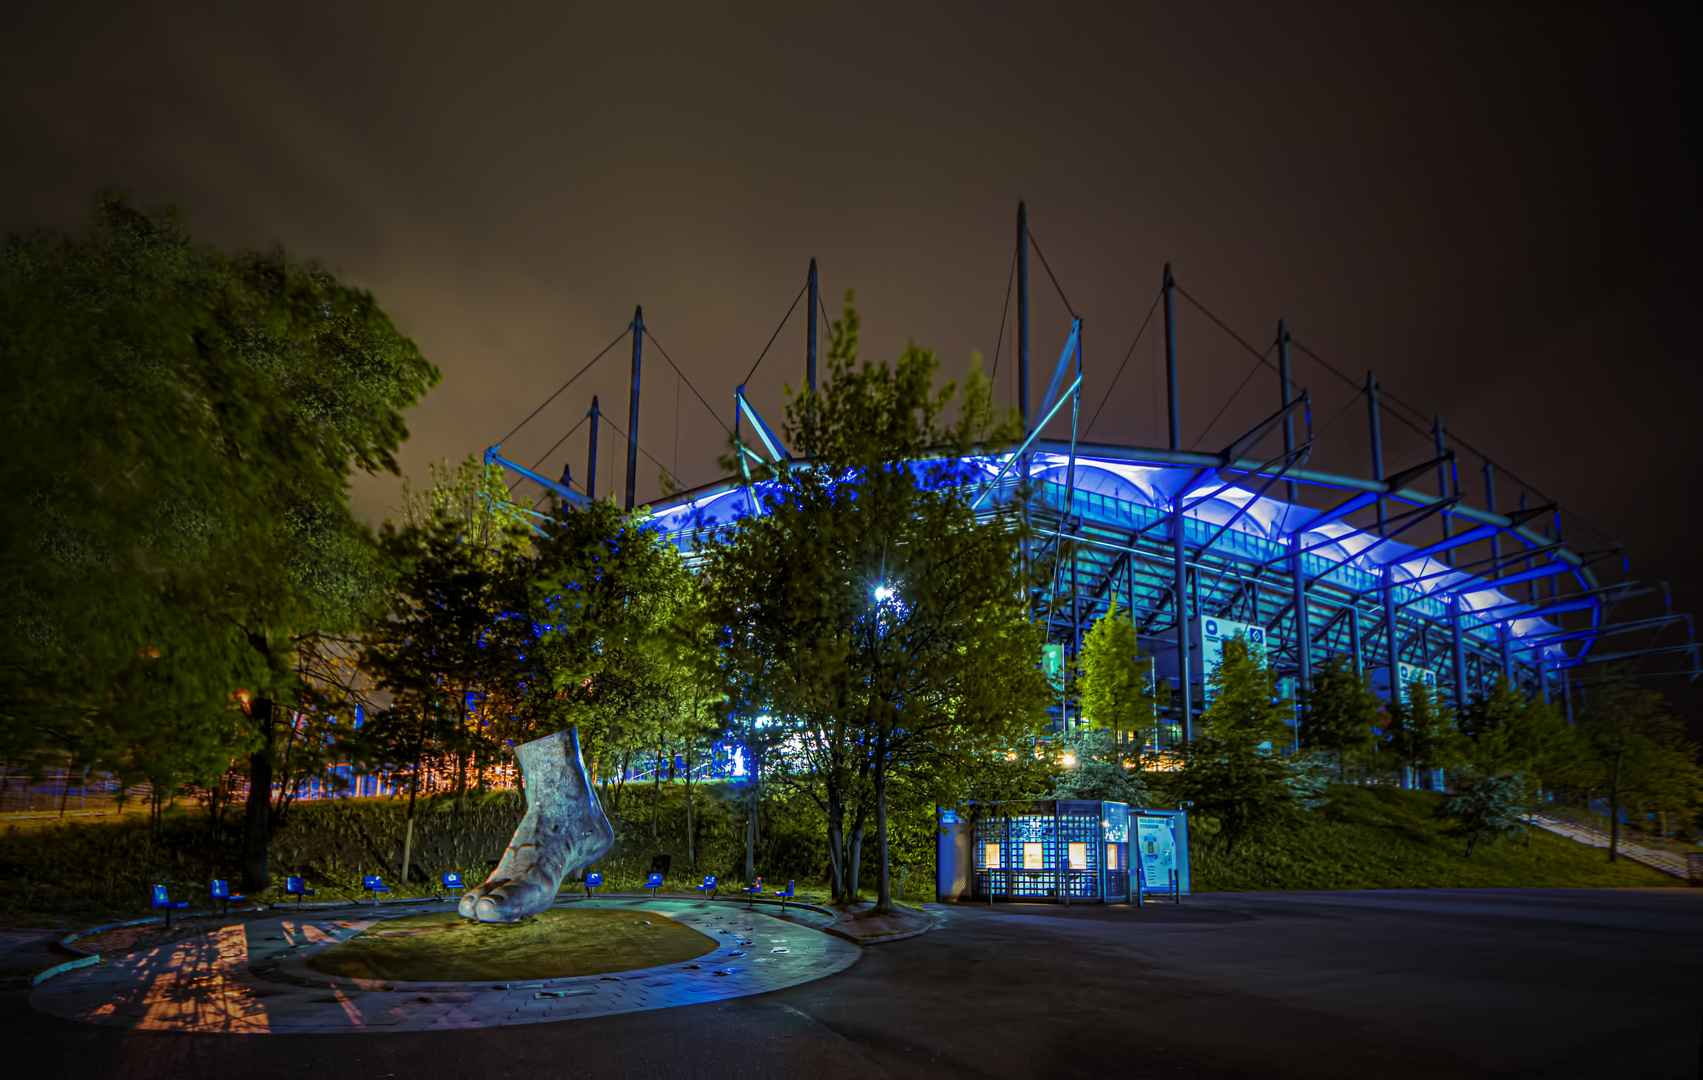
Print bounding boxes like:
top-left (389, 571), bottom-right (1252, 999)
top-left (1174, 637), bottom-right (1303, 851)
top-left (1436, 771), bottom-right (1526, 858)
top-left (1076, 602), bottom-right (1162, 751)
top-left (361, 523), bottom-right (532, 883)
top-left (1456, 676), bottom-right (1575, 800)
top-left (0, 194), bottom-right (436, 889)
top-left (527, 499), bottom-right (694, 793)
top-left (1631, 741), bottom-right (1703, 841)
top-left (664, 574), bottom-right (727, 870)
top-left (1575, 681), bottom-right (1693, 861)
top-left (1053, 727), bottom-right (1150, 805)
top-left (707, 294), bottom-right (1047, 911)
top-left (1384, 678), bottom-right (1461, 787)
top-left (1300, 655), bottom-right (1382, 776)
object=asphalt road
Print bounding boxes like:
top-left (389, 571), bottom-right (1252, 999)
top-left (5, 888), bottom-right (1699, 1079)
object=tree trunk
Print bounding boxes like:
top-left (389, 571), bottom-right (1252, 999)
top-left (652, 742), bottom-right (662, 840)
top-left (1607, 750), bottom-right (1623, 863)
top-left (613, 750), bottom-right (629, 811)
top-left (745, 739), bottom-right (761, 883)
top-left (874, 726), bottom-right (893, 913)
top-left (401, 722), bottom-right (426, 885)
top-left (684, 744), bottom-right (696, 870)
top-left (745, 790), bottom-right (757, 884)
top-left (455, 749), bottom-right (468, 814)
top-left (826, 788), bottom-right (846, 902)
top-left (242, 699), bottom-right (276, 892)
top-left (848, 821), bottom-right (864, 900)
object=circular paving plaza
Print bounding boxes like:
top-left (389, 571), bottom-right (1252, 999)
top-left (30, 897), bottom-right (859, 1034)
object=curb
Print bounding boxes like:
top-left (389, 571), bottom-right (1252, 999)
top-left (832, 907), bottom-right (941, 945)
top-left (852, 910), bottom-right (941, 945)
top-left (36, 904), bottom-right (271, 986)
top-left (30, 954), bottom-right (100, 986)
top-left (57, 915), bottom-right (160, 957)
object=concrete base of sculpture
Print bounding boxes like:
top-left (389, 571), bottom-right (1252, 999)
top-left (459, 728), bottom-right (614, 923)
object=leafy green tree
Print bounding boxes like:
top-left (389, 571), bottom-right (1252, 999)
top-left (1575, 681), bottom-right (1695, 861)
top-left (1198, 635), bottom-right (1292, 748)
top-left (1631, 741), bottom-right (1703, 841)
top-left (1436, 770), bottom-right (1527, 858)
top-left (1076, 602), bottom-right (1161, 751)
top-left (361, 525), bottom-right (532, 883)
top-left (1053, 727), bottom-right (1150, 804)
top-left (1385, 678), bottom-right (1461, 786)
top-left (663, 574), bottom-right (728, 870)
top-left (399, 455), bottom-right (539, 560)
top-left (1300, 655), bottom-right (1382, 776)
top-left (525, 498), bottom-right (698, 818)
top-left (1175, 637), bottom-right (1302, 851)
top-left (708, 294), bottom-right (1047, 911)
top-left (1456, 676), bottom-right (1575, 801)
top-left (0, 194), bottom-right (436, 889)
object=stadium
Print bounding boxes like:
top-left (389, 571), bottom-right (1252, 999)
top-left (491, 204), bottom-right (1699, 760)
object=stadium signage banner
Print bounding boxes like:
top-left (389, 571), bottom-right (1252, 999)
top-left (1195, 618), bottom-right (1267, 701)
top-left (1397, 663), bottom-right (1438, 705)
top-left (1041, 643), bottom-right (1065, 692)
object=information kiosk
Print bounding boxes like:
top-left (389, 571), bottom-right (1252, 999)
top-left (936, 801), bottom-right (1190, 903)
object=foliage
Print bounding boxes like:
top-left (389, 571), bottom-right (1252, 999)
top-left (1198, 636), bottom-right (1292, 748)
top-left (1435, 770), bottom-right (1527, 858)
top-left (1175, 638), bottom-right (1310, 850)
top-left (526, 498), bottom-right (703, 790)
top-left (1285, 752), bottom-right (1335, 812)
top-left (1455, 676), bottom-right (1575, 805)
top-left (0, 779), bottom-right (818, 923)
top-left (1052, 727), bottom-right (1150, 804)
top-left (1572, 680), bottom-right (1703, 859)
top-left (1076, 602), bottom-right (1162, 749)
top-left (706, 294), bottom-right (1046, 910)
top-left (1384, 677), bottom-right (1462, 778)
top-left (1300, 655), bottom-right (1382, 774)
top-left (0, 193), bottom-right (436, 885)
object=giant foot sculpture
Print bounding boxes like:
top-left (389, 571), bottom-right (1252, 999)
top-left (459, 728), bottom-right (614, 924)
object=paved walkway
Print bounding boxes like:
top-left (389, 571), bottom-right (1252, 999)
top-left (1528, 813), bottom-right (1692, 876)
top-left (8, 889), bottom-right (1700, 1078)
top-left (30, 897), bottom-right (857, 1033)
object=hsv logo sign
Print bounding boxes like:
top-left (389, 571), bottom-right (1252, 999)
top-left (1197, 618), bottom-right (1267, 700)
top-left (1396, 663), bottom-right (1439, 705)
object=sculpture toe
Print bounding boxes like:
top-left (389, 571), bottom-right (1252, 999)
top-left (474, 894), bottom-right (513, 923)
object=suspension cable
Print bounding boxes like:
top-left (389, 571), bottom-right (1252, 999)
top-left (495, 327), bottom-right (630, 445)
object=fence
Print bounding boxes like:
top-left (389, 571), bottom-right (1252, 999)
top-left (0, 765), bottom-right (147, 817)
top-left (1, 748), bottom-right (738, 819)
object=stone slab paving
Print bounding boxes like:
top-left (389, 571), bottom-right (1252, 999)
top-left (30, 897), bottom-right (858, 1034)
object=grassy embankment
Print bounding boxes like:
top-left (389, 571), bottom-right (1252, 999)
top-left (0, 780), bottom-right (835, 927)
top-left (0, 781), bottom-right (1678, 929)
top-left (1189, 784), bottom-right (1680, 891)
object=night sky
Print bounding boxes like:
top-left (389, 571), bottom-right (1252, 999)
top-left (4, 5), bottom-right (1698, 721)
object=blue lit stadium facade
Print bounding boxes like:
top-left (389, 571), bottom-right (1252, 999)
top-left (496, 205), bottom-right (1697, 749)
top-left (648, 441), bottom-right (1608, 741)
